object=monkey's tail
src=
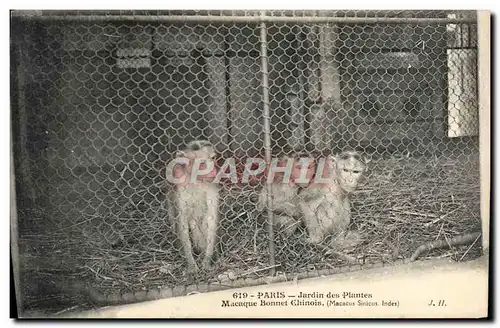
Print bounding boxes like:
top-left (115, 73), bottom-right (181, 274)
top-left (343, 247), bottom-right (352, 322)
top-left (409, 232), bottom-right (482, 262)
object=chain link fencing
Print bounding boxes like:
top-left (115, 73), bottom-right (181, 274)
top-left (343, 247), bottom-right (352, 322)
top-left (11, 10), bottom-right (482, 314)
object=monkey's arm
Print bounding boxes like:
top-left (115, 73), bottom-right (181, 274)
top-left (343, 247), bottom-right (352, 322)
top-left (202, 188), bottom-right (219, 270)
top-left (165, 191), bottom-right (178, 228)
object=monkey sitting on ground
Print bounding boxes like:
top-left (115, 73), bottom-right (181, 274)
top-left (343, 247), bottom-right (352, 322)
top-left (298, 150), bottom-right (370, 246)
top-left (165, 140), bottom-right (220, 274)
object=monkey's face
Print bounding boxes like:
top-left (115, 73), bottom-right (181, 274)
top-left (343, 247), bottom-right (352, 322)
top-left (191, 149), bottom-right (218, 182)
top-left (335, 154), bottom-right (368, 194)
top-left (172, 147), bottom-right (218, 185)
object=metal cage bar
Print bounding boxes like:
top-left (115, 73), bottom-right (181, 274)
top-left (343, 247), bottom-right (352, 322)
top-left (10, 139), bottom-right (22, 314)
top-left (11, 11), bottom-right (476, 25)
top-left (259, 12), bottom-right (276, 275)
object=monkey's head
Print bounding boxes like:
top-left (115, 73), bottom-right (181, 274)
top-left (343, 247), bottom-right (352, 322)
top-left (184, 140), bottom-right (216, 155)
top-left (332, 150), bottom-right (370, 194)
top-left (169, 140), bottom-right (218, 185)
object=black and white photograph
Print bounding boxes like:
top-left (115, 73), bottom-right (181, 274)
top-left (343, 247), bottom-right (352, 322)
top-left (9, 9), bottom-right (491, 319)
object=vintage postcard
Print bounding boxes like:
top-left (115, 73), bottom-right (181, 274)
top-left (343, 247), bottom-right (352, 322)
top-left (10, 9), bottom-right (490, 319)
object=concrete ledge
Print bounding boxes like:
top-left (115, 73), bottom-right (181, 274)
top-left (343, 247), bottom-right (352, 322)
top-left (50, 256), bottom-right (489, 319)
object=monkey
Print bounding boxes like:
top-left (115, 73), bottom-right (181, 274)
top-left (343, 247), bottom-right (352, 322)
top-left (165, 140), bottom-right (220, 274)
top-left (297, 150), bottom-right (370, 245)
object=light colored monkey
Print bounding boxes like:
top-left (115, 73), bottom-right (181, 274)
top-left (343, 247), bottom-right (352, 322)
top-left (298, 150), bottom-right (370, 245)
top-left (256, 153), bottom-right (315, 236)
top-left (165, 140), bottom-right (219, 274)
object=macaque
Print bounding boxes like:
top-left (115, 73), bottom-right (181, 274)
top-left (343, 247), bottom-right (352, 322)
top-left (298, 150), bottom-right (370, 245)
top-left (256, 152), bottom-right (316, 236)
top-left (165, 140), bottom-right (219, 274)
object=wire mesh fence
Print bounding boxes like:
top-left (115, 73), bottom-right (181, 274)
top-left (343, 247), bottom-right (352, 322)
top-left (11, 10), bottom-right (482, 314)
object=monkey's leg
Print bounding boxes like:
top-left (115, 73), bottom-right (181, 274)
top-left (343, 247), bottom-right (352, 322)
top-left (317, 199), bottom-right (341, 236)
top-left (201, 192), bottom-right (219, 271)
top-left (177, 198), bottom-right (199, 274)
top-left (328, 200), bottom-right (351, 236)
top-left (299, 200), bottom-right (324, 244)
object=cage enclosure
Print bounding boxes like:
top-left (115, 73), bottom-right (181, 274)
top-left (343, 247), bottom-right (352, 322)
top-left (10, 10), bottom-right (482, 315)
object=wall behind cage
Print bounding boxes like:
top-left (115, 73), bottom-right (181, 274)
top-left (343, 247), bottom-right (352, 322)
top-left (12, 18), bottom-right (479, 227)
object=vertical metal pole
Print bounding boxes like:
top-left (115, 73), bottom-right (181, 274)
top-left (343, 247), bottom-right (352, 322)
top-left (260, 11), bottom-right (276, 275)
top-left (10, 25), bottom-right (23, 315)
top-left (477, 11), bottom-right (490, 255)
top-left (11, 138), bottom-right (23, 315)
